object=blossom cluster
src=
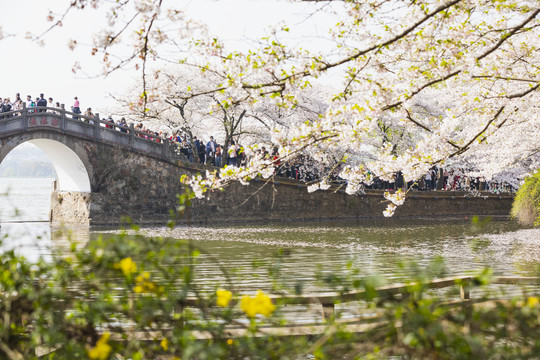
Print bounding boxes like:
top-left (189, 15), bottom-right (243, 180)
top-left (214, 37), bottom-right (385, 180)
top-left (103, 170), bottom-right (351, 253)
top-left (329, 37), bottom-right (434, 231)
top-left (383, 189), bottom-right (406, 217)
top-left (114, 258), bottom-right (163, 295)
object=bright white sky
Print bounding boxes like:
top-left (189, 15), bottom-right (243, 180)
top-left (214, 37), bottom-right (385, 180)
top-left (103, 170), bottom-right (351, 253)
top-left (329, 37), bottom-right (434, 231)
top-left (2, 0), bottom-right (334, 116)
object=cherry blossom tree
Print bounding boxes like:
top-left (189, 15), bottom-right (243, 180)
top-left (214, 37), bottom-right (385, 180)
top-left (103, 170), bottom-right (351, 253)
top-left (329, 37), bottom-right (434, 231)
top-left (42, 0), bottom-right (540, 213)
top-left (119, 66), bottom-right (285, 165)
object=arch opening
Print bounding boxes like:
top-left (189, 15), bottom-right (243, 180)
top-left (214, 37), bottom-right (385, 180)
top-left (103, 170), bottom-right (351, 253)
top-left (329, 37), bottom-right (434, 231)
top-left (25, 139), bottom-right (91, 192)
top-left (0, 142), bottom-right (56, 178)
top-left (0, 143), bottom-right (57, 223)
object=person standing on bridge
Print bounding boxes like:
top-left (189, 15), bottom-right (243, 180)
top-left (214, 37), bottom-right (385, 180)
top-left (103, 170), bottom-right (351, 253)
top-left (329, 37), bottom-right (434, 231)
top-left (72, 97), bottom-right (81, 119)
top-left (12, 98), bottom-right (23, 116)
top-left (106, 114), bottom-right (114, 129)
top-left (84, 108), bottom-right (94, 124)
top-left (36, 94), bottom-right (47, 112)
top-left (26, 95), bottom-right (35, 113)
top-left (0, 98), bottom-right (11, 119)
top-left (119, 117), bottom-right (128, 133)
top-left (47, 98), bottom-right (58, 114)
top-left (206, 136), bottom-right (217, 166)
top-left (4, 98), bottom-right (12, 112)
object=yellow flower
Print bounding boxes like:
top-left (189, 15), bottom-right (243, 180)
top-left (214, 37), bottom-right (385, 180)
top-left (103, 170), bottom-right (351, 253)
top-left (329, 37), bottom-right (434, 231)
top-left (241, 295), bottom-right (257, 318)
top-left (114, 257), bottom-right (137, 277)
top-left (240, 290), bottom-right (275, 318)
top-left (227, 338), bottom-right (234, 345)
top-left (527, 296), bottom-right (539, 308)
top-left (136, 271), bottom-right (150, 283)
top-left (216, 289), bottom-right (233, 307)
top-left (88, 333), bottom-right (112, 360)
top-left (133, 271), bottom-right (162, 295)
top-left (160, 338), bottom-right (169, 351)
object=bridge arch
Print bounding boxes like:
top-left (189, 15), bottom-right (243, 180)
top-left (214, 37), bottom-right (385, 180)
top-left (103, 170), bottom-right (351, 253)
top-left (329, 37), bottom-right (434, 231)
top-left (0, 134), bottom-right (92, 193)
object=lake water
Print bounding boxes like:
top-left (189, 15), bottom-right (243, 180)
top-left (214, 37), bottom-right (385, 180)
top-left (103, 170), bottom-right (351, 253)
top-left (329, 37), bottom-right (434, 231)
top-left (1, 177), bottom-right (59, 262)
top-left (1, 177), bottom-right (540, 294)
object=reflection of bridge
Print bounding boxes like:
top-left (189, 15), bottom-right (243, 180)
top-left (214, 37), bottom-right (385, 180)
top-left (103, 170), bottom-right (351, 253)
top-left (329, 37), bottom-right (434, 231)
top-left (0, 105), bottom-right (190, 224)
top-left (0, 105), bottom-right (514, 225)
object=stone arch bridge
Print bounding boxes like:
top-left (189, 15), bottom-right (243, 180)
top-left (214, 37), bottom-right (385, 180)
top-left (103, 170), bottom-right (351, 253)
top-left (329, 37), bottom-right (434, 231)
top-left (0, 105), bottom-right (192, 224)
top-left (0, 105), bottom-right (513, 225)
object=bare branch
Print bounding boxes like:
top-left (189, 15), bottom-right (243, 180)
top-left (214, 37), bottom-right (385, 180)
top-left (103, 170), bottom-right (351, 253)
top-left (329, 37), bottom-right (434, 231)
top-left (477, 8), bottom-right (540, 61)
top-left (448, 106), bottom-right (505, 158)
top-left (404, 109), bottom-right (460, 150)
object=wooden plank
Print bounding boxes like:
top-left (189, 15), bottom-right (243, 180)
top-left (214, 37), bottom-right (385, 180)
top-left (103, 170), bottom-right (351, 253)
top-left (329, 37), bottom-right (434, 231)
top-left (106, 322), bottom-right (383, 341)
top-left (177, 276), bottom-right (540, 310)
top-left (460, 282), bottom-right (470, 300)
top-left (493, 276), bottom-right (540, 285)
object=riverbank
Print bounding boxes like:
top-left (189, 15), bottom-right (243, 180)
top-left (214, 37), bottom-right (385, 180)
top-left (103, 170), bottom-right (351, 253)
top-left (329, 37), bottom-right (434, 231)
top-left (48, 176), bottom-right (514, 225)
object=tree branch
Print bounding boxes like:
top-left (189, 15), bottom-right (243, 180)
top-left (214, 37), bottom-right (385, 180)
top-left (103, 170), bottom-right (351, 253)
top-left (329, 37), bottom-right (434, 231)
top-left (448, 106), bottom-right (505, 158)
top-left (404, 109), bottom-right (460, 150)
top-left (477, 8), bottom-right (540, 61)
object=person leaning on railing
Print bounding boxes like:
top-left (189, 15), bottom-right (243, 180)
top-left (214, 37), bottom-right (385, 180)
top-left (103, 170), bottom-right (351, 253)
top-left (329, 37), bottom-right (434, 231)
top-left (83, 108), bottom-right (94, 124)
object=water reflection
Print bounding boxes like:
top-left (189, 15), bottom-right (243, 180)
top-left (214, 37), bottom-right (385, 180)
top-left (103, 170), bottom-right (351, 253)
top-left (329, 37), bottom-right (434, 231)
top-left (2, 219), bottom-right (538, 325)
top-left (96, 218), bottom-right (539, 294)
top-left (0, 222), bottom-right (90, 262)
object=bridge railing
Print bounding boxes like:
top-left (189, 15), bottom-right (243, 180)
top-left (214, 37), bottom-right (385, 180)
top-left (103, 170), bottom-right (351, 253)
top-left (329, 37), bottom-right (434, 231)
top-left (0, 104), bottom-right (187, 163)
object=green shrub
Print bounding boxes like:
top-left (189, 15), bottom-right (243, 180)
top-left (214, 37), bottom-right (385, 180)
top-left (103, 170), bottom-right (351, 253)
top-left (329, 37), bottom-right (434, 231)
top-left (512, 171), bottom-right (540, 226)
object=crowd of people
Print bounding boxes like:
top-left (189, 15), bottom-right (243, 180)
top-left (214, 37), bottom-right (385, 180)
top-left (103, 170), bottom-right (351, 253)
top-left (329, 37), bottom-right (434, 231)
top-left (0, 92), bottom-right (513, 192)
top-left (368, 168), bottom-right (512, 193)
top-left (172, 135), bottom-right (249, 168)
top-left (69, 95), bottom-right (250, 168)
top-left (1, 93), bottom-right (60, 116)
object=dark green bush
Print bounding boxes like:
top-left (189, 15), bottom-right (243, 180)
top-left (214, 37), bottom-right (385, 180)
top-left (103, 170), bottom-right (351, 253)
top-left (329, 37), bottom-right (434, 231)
top-left (512, 171), bottom-right (540, 226)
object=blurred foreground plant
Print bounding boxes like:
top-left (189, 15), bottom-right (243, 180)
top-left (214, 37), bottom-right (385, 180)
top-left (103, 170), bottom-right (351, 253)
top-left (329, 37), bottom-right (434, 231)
top-left (0, 196), bottom-right (539, 359)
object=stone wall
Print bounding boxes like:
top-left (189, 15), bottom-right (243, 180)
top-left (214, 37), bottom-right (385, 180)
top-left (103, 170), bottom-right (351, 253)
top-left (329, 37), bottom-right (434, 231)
top-left (187, 179), bottom-right (513, 225)
top-left (53, 178), bottom-right (513, 226)
top-left (45, 141), bottom-right (513, 225)
top-left (49, 191), bottom-right (91, 224)
top-left (51, 151), bottom-right (188, 225)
